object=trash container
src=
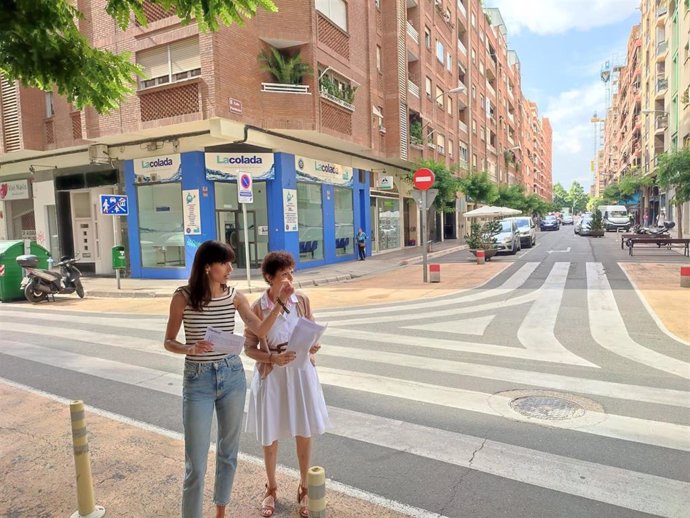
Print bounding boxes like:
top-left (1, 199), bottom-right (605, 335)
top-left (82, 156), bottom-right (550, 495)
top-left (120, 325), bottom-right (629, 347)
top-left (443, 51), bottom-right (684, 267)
top-left (112, 245), bottom-right (126, 270)
top-left (0, 240), bottom-right (51, 302)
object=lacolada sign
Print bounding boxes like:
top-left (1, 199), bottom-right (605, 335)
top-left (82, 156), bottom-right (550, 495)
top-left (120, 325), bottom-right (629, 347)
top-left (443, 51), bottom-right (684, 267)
top-left (205, 153), bottom-right (275, 181)
top-left (295, 156), bottom-right (353, 186)
top-left (133, 154), bottom-right (182, 184)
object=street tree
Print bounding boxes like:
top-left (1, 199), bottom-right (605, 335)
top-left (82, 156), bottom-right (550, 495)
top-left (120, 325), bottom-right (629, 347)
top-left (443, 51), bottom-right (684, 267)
top-left (0, 0), bottom-right (277, 113)
top-left (552, 183), bottom-right (569, 209)
top-left (494, 184), bottom-right (525, 209)
top-left (567, 181), bottom-right (589, 213)
top-left (410, 160), bottom-right (463, 213)
top-left (656, 148), bottom-right (690, 237)
top-left (458, 171), bottom-right (498, 205)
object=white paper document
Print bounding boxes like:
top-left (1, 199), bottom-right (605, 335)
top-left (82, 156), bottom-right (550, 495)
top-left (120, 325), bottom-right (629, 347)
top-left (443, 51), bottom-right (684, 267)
top-left (204, 326), bottom-right (245, 355)
top-left (286, 317), bottom-right (328, 369)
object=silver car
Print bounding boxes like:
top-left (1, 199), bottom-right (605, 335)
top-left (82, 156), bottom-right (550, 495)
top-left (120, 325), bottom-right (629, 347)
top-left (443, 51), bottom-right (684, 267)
top-left (496, 219), bottom-right (522, 254)
top-left (576, 216), bottom-right (593, 236)
top-left (510, 216), bottom-right (537, 248)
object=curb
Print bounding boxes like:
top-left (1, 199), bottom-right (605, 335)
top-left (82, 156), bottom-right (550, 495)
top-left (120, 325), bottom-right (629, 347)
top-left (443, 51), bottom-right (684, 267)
top-left (84, 244), bottom-right (468, 298)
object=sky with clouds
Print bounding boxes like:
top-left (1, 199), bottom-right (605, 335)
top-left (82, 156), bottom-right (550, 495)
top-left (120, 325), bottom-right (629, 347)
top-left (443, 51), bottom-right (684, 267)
top-left (485, 0), bottom-right (641, 192)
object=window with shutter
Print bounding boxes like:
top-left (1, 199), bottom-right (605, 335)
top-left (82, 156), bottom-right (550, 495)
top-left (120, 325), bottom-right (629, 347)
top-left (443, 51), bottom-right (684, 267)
top-left (137, 37), bottom-right (200, 89)
top-left (170, 38), bottom-right (201, 80)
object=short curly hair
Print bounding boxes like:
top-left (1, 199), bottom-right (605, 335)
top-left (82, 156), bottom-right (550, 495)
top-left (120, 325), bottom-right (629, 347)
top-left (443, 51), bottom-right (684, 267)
top-left (261, 251), bottom-right (296, 284)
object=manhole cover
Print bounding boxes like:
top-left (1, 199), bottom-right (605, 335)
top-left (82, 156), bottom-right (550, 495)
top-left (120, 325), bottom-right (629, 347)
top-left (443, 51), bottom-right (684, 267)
top-left (510, 396), bottom-right (586, 421)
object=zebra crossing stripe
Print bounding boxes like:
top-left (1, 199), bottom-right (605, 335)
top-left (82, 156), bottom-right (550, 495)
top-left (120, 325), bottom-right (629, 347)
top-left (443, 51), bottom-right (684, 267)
top-left (586, 262), bottom-right (690, 380)
top-left (2, 376), bottom-right (688, 518)
top-left (1, 340), bottom-right (688, 452)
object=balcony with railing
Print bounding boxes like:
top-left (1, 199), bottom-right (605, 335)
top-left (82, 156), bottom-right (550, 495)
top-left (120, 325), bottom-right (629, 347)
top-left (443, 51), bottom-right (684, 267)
top-left (406, 21), bottom-right (419, 45)
top-left (458, 38), bottom-right (467, 55)
top-left (655, 114), bottom-right (669, 133)
top-left (656, 41), bottom-right (668, 60)
top-left (458, 120), bottom-right (468, 133)
top-left (408, 79), bottom-right (420, 98)
top-left (457, 0), bottom-right (466, 18)
top-left (656, 77), bottom-right (668, 97)
top-left (656, 4), bottom-right (668, 23)
top-left (486, 80), bottom-right (496, 98)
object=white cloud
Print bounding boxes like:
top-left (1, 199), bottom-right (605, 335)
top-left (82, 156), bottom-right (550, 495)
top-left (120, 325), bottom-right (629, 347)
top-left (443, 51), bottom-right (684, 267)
top-left (488, 0), bottom-right (639, 36)
top-left (542, 81), bottom-right (607, 190)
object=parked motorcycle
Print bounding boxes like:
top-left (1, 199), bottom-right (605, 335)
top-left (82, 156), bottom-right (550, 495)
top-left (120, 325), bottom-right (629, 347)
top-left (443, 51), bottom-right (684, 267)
top-left (17, 254), bottom-right (85, 303)
top-left (631, 221), bottom-right (675, 236)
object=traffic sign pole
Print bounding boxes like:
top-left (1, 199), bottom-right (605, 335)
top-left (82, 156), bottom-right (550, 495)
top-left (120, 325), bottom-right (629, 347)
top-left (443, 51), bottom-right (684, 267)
top-left (412, 168), bottom-right (435, 283)
top-left (238, 172), bottom-right (253, 292)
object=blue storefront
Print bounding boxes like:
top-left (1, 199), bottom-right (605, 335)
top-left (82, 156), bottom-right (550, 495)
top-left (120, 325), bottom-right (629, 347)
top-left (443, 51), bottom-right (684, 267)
top-left (124, 151), bottom-right (371, 279)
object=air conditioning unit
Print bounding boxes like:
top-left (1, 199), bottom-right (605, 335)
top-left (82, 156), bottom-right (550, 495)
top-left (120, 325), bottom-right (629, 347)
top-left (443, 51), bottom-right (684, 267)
top-left (88, 144), bottom-right (110, 164)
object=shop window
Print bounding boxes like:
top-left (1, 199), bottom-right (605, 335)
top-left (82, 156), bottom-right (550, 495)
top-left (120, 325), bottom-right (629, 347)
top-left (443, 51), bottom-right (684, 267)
top-left (137, 37), bottom-right (201, 90)
top-left (334, 187), bottom-right (354, 256)
top-left (377, 198), bottom-right (400, 251)
top-left (137, 183), bottom-right (185, 268)
top-left (215, 182), bottom-right (269, 269)
top-left (297, 182), bottom-right (324, 262)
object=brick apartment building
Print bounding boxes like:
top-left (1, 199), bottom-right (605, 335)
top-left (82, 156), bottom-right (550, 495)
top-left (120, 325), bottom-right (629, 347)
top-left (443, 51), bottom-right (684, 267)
top-left (597, 25), bottom-right (643, 218)
top-left (596, 0), bottom-right (689, 236)
top-left (0, 0), bottom-right (552, 279)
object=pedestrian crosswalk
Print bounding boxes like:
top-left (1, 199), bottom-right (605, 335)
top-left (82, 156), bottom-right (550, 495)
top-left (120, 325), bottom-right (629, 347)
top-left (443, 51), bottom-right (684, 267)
top-left (1, 260), bottom-right (689, 517)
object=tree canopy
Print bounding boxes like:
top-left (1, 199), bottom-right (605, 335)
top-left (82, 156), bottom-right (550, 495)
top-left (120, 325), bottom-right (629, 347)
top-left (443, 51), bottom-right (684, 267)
top-left (409, 160), bottom-right (463, 213)
top-left (656, 148), bottom-right (690, 205)
top-left (0, 0), bottom-right (277, 113)
top-left (457, 171), bottom-right (498, 205)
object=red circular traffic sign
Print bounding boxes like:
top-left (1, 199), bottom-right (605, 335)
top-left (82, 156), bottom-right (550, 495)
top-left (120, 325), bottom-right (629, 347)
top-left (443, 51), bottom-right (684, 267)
top-left (413, 168), bottom-right (435, 190)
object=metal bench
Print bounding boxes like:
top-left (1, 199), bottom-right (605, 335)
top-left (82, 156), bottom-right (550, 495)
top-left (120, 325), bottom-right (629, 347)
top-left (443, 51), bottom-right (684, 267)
top-left (627, 238), bottom-right (689, 257)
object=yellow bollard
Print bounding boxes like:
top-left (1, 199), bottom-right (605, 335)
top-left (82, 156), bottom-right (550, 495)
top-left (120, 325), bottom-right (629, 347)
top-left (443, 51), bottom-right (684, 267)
top-left (70, 401), bottom-right (106, 518)
top-left (307, 466), bottom-right (327, 518)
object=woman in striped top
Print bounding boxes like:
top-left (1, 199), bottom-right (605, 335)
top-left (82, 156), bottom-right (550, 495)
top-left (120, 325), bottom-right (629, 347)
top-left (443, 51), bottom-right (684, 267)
top-left (165, 241), bottom-right (293, 518)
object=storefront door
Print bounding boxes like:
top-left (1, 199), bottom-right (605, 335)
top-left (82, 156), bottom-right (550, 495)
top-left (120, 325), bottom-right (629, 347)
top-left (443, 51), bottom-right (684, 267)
top-left (217, 210), bottom-right (260, 269)
top-left (70, 187), bottom-right (115, 274)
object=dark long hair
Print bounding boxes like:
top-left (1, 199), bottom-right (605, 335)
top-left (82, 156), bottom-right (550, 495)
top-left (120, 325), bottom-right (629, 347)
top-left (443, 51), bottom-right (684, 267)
top-left (187, 240), bottom-right (235, 311)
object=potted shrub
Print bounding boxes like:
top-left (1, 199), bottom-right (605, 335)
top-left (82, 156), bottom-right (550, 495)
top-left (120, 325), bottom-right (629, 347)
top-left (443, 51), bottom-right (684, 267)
top-left (590, 209), bottom-right (605, 237)
top-left (410, 120), bottom-right (423, 146)
top-left (465, 221), bottom-right (500, 260)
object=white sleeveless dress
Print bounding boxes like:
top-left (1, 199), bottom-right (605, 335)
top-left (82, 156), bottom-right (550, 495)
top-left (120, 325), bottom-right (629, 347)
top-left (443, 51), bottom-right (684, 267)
top-left (245, 292), bottom-right (331, 446)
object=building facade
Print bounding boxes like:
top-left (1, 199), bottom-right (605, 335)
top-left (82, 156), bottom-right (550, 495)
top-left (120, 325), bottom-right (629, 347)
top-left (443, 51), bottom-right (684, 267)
top-left (0, 0), bottom-right (552, 279)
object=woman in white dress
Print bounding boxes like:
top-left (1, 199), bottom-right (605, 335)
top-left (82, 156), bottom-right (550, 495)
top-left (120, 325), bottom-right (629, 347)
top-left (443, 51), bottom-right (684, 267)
top-left (244, 251), bottom-right (330, 517)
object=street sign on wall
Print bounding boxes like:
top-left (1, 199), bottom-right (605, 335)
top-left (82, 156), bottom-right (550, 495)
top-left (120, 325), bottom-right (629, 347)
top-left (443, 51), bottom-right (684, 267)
top-left (413, 168), bottom-right (435, 191)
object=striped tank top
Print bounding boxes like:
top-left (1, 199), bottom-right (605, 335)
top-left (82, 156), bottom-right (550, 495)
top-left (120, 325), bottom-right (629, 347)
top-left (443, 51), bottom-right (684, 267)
top-left (176, 286), bottom-right (238, 363)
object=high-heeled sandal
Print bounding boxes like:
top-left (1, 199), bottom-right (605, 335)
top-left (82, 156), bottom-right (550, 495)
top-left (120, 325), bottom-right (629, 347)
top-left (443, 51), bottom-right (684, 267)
top-left (260, 484), bottom-right (277, 517)
top-left (297, 484), bottom-right (309, 518)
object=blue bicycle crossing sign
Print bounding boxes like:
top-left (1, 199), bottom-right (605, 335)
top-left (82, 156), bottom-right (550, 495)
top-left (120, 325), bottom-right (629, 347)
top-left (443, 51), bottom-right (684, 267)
top-left (100, 195), bottom-right (129, 215)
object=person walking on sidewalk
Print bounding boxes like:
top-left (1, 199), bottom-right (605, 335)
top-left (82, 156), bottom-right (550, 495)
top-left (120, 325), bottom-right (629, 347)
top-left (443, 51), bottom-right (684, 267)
top-left (356, 228), bottom-right (367, 260)
top-left (164, 240), bottom-right (294, 518)
top-left (244, 251), bottom-right (330, 518)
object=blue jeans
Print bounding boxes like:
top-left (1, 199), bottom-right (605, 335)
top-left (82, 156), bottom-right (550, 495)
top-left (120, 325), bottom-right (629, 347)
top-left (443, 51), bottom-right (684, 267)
top-left (181, 356), bottom-right (246, 518)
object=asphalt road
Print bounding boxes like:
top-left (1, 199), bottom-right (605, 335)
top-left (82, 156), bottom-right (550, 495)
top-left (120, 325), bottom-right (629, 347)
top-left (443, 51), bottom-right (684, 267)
top-left (1, 228), bottom-right (689, 518)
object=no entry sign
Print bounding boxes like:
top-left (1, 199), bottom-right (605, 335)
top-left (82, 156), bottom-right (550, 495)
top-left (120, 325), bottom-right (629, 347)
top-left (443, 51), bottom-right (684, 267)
top-left (413, 168), bottom-right (435, 190)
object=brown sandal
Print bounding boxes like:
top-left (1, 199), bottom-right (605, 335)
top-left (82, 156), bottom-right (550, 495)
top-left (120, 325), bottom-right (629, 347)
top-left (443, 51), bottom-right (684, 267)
top-left (297, 484), bottom-right (309, 517)
top-left (261, 484), bottom-right (277, 517)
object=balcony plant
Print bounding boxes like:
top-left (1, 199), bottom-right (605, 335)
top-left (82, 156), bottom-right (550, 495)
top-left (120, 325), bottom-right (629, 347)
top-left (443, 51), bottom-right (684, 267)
top-left (410, 120), bottom-right (423, 146)
top-left (319, 75), bottom-right (357, 107)
top-left (258, 47), bottom-right (313, 85)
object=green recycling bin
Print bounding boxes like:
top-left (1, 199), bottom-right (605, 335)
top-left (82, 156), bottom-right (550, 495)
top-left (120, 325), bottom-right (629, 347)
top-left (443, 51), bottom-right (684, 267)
top-left (112, 245), bottom-right (126, 270)
top-left (0, 240), bottom-right (52, 302)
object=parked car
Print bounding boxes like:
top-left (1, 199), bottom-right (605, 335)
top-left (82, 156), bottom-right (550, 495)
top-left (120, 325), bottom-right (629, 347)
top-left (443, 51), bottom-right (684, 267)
top-left (496, 218), bottom-right (522, 254)
top-left (540, 215), bottom-right (560, 231)
top-left (509, 216), bottom-right (536, 248)
top-left (561, 214), bottom-right (574, 225)
top-left (576, 216), bottom-right (593, 236)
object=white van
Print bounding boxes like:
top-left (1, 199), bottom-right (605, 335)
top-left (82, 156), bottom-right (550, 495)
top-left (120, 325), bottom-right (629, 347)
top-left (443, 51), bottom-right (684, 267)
top-left (597, 205), bottom-right (630, 232)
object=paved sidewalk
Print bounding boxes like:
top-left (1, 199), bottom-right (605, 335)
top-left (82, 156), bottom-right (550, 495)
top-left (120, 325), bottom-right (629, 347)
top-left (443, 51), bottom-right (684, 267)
top-left (620, 262), bottom-right (690, 342)
top-left (0, 382), bottom-right (412, 518)
top-left (83, 240), bottom-right (467, 298)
